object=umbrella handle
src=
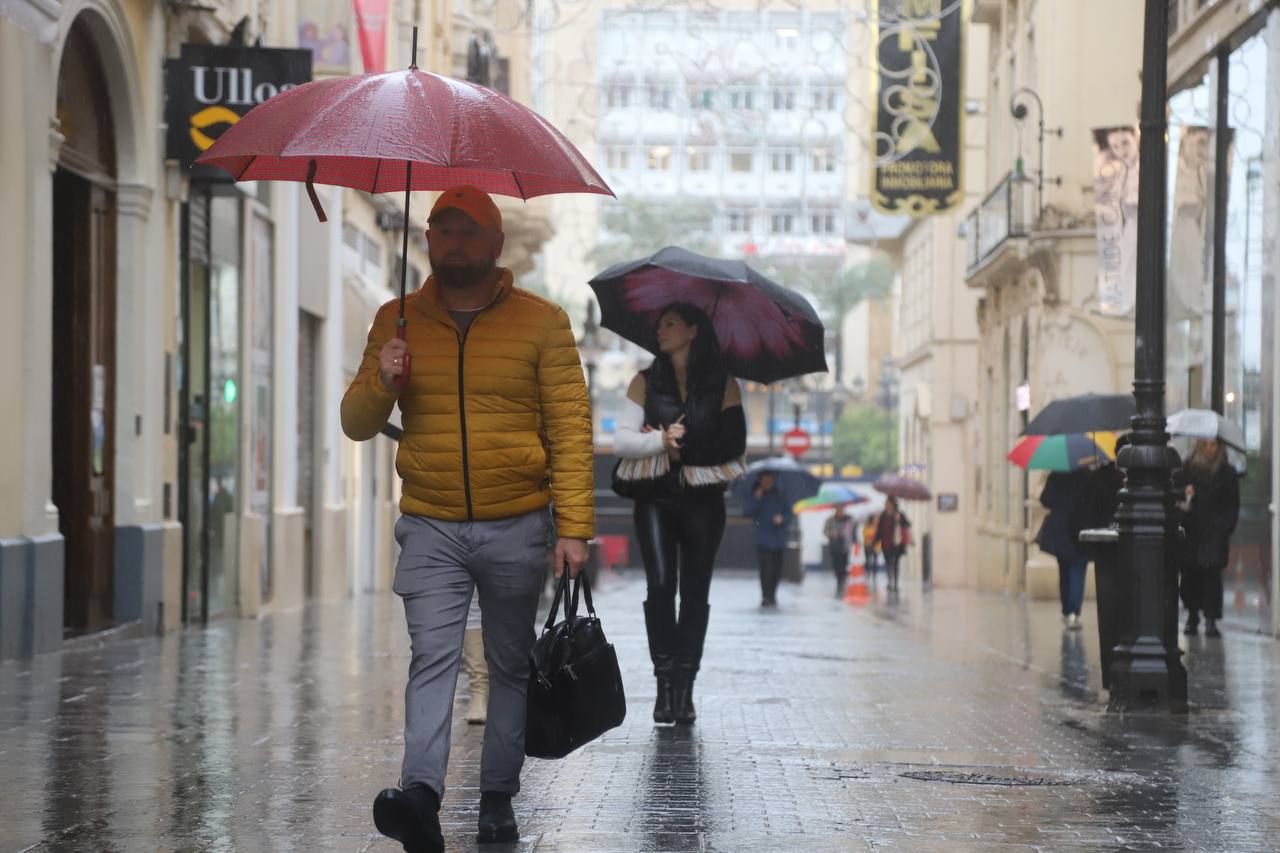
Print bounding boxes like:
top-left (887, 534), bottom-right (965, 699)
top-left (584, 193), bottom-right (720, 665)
top-left (393, 321), bottom-right (412, 391)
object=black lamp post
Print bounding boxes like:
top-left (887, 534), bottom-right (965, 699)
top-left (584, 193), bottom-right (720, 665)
top-left (1110, 0), bottom-right (1187, 711)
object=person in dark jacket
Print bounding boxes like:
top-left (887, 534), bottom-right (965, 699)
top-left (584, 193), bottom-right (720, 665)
top-left (613, 303), bottom-right (747, 724)
top-left (1178, 438), bottom-right (1240, 637)
top-left (745, 472), bottom-right (792, 607)
top-left (871, 496), bottom-right (911, 593)
top-left (1039, 469), bottom-right (1090, 629)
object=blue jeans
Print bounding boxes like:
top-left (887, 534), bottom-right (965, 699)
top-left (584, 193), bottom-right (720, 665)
top-left (1057, 556), bottom-right (1088, 616)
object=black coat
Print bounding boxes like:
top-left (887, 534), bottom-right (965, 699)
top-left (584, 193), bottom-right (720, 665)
top-left (1037, 470), bottom-right (1089, 562)
top-left (1181, 460), bottom-right (1240, 571)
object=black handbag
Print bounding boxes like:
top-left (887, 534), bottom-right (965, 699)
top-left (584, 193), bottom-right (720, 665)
top-left (609, 458), bottom-right (683, 503)
top-left (525, 568), bottom-right (627, 759)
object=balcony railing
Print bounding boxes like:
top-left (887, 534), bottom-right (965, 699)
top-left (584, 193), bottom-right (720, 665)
top-left (964, 171), bottom-right (1033, 276)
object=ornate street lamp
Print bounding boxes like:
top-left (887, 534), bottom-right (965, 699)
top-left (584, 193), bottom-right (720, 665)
top-left (1111, 0), bottom-right (1187, 711)
top-left (1010, 87), bottom-right (1062, 220)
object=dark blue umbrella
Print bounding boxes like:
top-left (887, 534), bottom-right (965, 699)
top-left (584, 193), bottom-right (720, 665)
top-left (733, 456), bottom-right (821, 505)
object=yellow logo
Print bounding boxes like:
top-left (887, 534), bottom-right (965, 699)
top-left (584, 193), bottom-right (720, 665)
top-left (189, 105), bottom-right (240, 151)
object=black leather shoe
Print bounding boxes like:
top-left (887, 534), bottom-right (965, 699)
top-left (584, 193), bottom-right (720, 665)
top-left (373, 784), bottom-right (443, 853)
top-left (477, 791), bottom-right (519, 844)
top-left (1183, 618), bottom-right (1199, 636)
top-left (1205, 619), bottom-right (1222, 638)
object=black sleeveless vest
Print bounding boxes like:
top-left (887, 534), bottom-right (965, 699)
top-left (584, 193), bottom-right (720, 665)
top-left (642, 365), bottom-right (735, 467)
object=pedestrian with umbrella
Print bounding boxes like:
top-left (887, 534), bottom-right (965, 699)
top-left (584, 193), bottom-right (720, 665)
top-left (198, 31), bottom-right (609, 852)
top-left (1175, 435), bottom-right (1241, 637)
top-left (610, 303), bottom-right (747, 723)
top-left (823, 501), bottom-right (856, 597)
top-left (870, 496), bottom-right (912, 594)
top-left (1037, 469), bottom-right (1091, 630)
top-left (595, 247), bottom-right (826, 723)
top-left (746, 470), bottom-right (795, 608)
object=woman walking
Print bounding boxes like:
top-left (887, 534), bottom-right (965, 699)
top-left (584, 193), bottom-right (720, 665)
top-left (1178, 438), bottom-right (1240, 637)
top-left (1038, 470), bottom-right (1090, 629)
top-left (612, 303), bottom-right (746, 724)
top-left (871, 497), bottom-right (911, 593)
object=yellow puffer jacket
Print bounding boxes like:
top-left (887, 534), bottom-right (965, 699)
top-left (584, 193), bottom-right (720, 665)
top-left (340, 270), bottom-right (595, 540)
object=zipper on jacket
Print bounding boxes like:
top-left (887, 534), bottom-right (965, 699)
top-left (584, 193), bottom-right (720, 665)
top-left (455, 328), bottom-right (475, 520)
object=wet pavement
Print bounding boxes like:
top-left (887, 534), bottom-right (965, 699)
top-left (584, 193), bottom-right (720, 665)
top-left (3, 567), bottom-right (1280, 852)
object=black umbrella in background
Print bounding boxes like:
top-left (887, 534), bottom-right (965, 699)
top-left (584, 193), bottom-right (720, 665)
top-left (1022, 393), bottom-right (1135, 436)
top-left (588, 246), bottom-right (827, 385)
top-left (732, 456), bottom-right (822, 506)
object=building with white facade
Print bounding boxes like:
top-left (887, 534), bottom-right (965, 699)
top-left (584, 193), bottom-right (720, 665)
top-left (531, 1), bottom-right (876, 455)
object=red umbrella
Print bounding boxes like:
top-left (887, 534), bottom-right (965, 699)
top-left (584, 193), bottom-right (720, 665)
top-left (195, 28), bottom-right (612, 387)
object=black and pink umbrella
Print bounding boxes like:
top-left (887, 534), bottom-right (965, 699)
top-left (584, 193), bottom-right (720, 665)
top-left (588, 246), bottom-right (827, 385)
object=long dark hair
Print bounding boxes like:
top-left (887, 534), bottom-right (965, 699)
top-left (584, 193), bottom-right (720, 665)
top-left (647, 302), bottom-right (728, 400)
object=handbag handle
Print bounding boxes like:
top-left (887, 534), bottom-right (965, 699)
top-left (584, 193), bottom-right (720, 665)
top-left (576, 568), bottom-right (597, 617)
top-left (540, 565), bottom-right (596, 635)
top-left (541, 568), bottom-right (574, 634)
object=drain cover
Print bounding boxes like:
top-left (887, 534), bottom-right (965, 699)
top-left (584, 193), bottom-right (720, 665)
top-left (900, 769), bottom-right (1075, 787)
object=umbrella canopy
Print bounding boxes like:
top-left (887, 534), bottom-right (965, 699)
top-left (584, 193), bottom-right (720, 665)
top-left (793, 484), bottom-right (868, 514)
top-left (1023, 394), bottom-right (1135, 436)
top-left (195, 29), bottom-right (610, 392)
top-left (588, 246), bottom-right (827, 384)
top-left (1008, 433), bottom-right (1116, 471)
top-left (872, 473), bottom-right (931, 501)
top-left (734, 456), bottom-right (821, 505)
top-left (1167, 408), bottom-right (1246, 451)
top-left (195, 66), bottom-right (612, 205)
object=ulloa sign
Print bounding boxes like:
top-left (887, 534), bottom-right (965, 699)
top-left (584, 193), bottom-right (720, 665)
top-left (166, 43), bottom-right (311, 172)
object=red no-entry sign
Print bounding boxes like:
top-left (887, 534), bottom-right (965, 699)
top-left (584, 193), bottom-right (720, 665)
top-left (783, 428), bottom-right (811, 458)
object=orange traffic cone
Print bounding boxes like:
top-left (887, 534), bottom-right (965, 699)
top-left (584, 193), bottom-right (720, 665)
top-left (844, 542), bottom-right (870, 604)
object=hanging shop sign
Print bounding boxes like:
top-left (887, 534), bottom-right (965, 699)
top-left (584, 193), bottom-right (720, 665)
top-left (166, 43), bottom-right (312, 174)
top-left (870, 0), bottom-right (967, 217)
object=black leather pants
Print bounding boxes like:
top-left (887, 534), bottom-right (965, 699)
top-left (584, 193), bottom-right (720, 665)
top-left (634, 494), bottom-right (726, 675)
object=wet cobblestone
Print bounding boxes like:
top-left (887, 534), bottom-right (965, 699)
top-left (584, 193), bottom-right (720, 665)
top-left (2, 570), bottom-right (1279, 852)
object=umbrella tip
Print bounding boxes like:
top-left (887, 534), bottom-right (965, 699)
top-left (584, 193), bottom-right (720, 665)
top-left (410, 26), bottom-right (419, 70)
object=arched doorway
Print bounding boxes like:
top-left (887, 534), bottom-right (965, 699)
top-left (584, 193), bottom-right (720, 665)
top-left (52, 17), bottom-right (118, 634)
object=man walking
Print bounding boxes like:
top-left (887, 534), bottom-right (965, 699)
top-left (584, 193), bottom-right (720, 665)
top-left (341, 186), bottom-right (593, 852)
top-left (745, 472), bottom-right (791, 607)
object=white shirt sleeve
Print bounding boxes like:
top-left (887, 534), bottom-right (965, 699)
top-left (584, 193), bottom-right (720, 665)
top-left (613, 398), bottom-right (666, 459)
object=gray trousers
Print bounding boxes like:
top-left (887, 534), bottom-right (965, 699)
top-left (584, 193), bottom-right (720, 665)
top-left (392, 509), bottom-right (550, 800)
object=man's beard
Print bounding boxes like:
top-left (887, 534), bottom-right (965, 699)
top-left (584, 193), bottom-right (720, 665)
top-left (431, 255), bottom-right (496, 290)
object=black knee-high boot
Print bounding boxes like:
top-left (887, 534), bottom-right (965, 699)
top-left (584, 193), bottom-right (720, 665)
top-left (643, 600), bottom-right (677, 723)
top-left (673, 602), bottom-right (711, 724)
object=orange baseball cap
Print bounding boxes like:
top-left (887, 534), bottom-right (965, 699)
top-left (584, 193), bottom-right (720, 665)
top-left (428, 185), bottom-right (503, 231)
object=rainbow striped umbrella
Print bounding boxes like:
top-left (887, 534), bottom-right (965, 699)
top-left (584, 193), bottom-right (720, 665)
top-left (1007, 432), bottom-right (1117, 471)
top-left (793, 484), bottom-right (868, 514)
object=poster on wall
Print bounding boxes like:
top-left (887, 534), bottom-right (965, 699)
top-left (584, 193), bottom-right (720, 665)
top-left (1091, 125), bottom-right (1140, 317)
top-left (1168, 126), bottom-right (1212, 325)
top-left (298, 0), bottom-right (352, 73)
top-left (870, 0), bottom-right (967, 217)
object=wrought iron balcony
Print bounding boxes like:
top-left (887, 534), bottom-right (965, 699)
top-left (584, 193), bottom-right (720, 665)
top-left (964, 171), bottom-right (1033, 277)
